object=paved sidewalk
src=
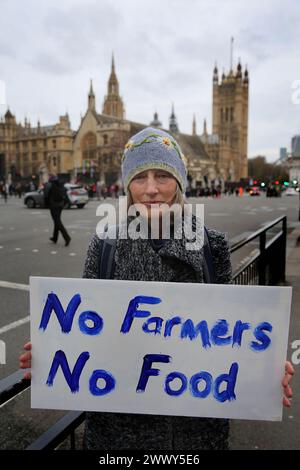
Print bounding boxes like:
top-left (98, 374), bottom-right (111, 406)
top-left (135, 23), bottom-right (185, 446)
top-left (229, 223), bottom-right (300, 450)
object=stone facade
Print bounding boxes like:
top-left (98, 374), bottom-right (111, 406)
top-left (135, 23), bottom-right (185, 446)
top-left (0, 56), bottom-right (249, 187)
top-left (202, 62), bottom-right (249, 182)
top-left (0, 110), bottom-right (74, 182)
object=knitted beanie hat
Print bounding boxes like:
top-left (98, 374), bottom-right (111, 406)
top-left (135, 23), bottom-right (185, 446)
top-left (121, 127), bottom-right (187, 193)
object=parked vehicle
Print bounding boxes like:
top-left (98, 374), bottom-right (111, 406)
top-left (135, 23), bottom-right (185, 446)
top-left (24, 183), bottom-right (89, 209)
top-left (249, 186), bottom-right (260, 196)
top-left (284, 187), bottom-right (298, 196)
top-left (63, 183), bottom-right (89, 208)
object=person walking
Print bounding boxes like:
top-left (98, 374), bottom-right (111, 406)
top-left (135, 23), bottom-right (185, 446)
top-left (44, 176), bottom-right (71, 246)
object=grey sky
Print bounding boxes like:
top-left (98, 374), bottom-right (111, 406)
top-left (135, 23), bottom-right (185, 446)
top-left (0, 0), bottom-right (299, 162)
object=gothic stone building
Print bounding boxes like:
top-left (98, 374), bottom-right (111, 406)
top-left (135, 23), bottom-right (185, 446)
top-left (0, 110), bottom-right (74, 182)
top-left (1, 55), bottom-right (249, 187)
top-left (73, 57), bottom-right (217, 188)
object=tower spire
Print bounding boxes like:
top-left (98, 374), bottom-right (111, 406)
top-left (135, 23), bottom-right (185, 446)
top-left (102, 54), bottom-right (125, 119)
top-left (192, 114), bottom-right (197, 135)
top-left (88, 79), bottom-right (96, 110)
top-left (89, 79), bottom-right (94, 95)
top-left (169, 103), bottom-right (179, 134)
top-left (111, 52), bottom-right (115, 73)
top-left (230, 37), bottom-right (234, 72)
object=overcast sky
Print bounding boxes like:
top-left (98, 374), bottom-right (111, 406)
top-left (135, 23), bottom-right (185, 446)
top-left (0, 0), bottom-right (299, 162)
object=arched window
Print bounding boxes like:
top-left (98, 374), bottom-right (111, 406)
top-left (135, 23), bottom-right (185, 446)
top-left (81, 132), bottom-right (97, 161)
top-left (103, 134), bottom-right (108, 145)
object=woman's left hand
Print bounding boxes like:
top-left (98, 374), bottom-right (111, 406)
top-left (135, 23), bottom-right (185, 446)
top-left (282, 361), bottom-right (295, 407)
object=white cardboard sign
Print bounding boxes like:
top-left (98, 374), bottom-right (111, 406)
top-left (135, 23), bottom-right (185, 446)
top-left (30, 277), bottom-right (292, 421)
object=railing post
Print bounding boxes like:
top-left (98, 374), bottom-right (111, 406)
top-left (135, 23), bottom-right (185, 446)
top-left (281, 216), bottom-right (287, 282)
top-left (258, 230), bottom-right (266, 285)
top-left (70, 430), bottom-right (76, 450)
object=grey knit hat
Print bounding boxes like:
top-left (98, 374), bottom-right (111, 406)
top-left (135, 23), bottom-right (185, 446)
top-left (121, 127), bottom-right (187, 193)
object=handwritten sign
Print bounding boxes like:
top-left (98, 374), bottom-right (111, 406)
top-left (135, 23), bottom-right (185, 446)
top-left (30, 277), bottom-right (292, 421)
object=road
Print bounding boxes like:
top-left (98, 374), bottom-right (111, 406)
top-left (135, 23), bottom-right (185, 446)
top-left (0, 193), bottom-right (299, 449)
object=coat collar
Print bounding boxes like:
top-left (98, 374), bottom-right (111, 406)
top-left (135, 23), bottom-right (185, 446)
top-left (118, 214), bottom-right (205, 281)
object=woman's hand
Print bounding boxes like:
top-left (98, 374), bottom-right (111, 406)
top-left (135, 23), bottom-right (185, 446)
top-left (282, 361), bottom-right (294, 407)
top-left (19, 341), bottom-right (32, 380)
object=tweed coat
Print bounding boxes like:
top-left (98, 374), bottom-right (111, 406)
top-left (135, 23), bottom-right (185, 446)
top-left (82, 218), bottom-right (232, 450)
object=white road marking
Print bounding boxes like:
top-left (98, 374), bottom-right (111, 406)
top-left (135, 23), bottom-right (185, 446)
top-left (0, 280), bottom-right (29, 291)
top-left (209, 213), bottom-right (231, 217)
top-left (32, 249), bottom-right (39, 253)
top-left (69, 253), bottom-right (76, 256)
top-left (15, 248), bottom-right (21, 251)
top-left (0, 316), bottom-right (30, 335)
top-left (0, 246), bottom-right (3, 249)
top-left (51, 251), bottom-right (57, 254)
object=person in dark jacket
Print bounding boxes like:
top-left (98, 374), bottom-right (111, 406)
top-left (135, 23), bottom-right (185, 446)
top-left (20, 128), bottom-right (294, 450)
top-left (44, 176), bottom-right (71, 246)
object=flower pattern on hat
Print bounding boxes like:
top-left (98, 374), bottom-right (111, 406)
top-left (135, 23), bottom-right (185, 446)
top-left (122, 127), bottom-right (188, 193)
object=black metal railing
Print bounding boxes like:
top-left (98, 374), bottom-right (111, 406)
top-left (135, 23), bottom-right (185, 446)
top-left (230, 215), bottom-right (286, 285)
top-left (0, 215), bottom-right (288, 449)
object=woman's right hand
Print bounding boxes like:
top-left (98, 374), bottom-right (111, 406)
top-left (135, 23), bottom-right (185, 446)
top-left (19, 341), bottom-right (32, 380)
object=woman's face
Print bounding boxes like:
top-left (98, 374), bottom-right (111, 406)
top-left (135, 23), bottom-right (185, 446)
top-left (129, 169), bottom-right (178, 220)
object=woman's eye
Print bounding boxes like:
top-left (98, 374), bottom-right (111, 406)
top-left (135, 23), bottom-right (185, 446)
top-left (157, 173), bottom-right (170, 180)
top-left (133, 174), bottom-right (146, 180)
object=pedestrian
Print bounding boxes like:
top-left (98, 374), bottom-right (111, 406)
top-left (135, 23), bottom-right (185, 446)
top-left (0, 181), bottom-right (8, 203)
top-left (20, 127), bottom-right (294, 450)
top-left (43, 175), bottom-right (71, 246)
top-left (96, 181), bottom-right (102, 201)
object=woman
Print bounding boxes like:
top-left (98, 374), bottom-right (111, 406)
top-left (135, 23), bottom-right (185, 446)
top-left (20, 127), bottom-right (294, 450)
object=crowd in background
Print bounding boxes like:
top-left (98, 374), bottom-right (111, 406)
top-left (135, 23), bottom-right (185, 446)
top-left (0, 178), bottom-right (288, 203)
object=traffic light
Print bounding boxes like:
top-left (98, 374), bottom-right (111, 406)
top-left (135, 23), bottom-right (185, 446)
top-left (275, 181), bottom-right (279, 185)
top-left (283, 181), bottom-right (289, 187)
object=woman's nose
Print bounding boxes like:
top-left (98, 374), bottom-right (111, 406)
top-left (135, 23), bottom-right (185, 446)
top-left (144, 176), bottom-right (159, 194)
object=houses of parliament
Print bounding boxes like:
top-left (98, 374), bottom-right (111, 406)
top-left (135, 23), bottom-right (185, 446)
top-left (0, 55), bottom-right (249, 188)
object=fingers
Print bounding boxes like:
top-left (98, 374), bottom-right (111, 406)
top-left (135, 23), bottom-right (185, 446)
top-left (23, 372), bottom-right (32, 381)
top-left (282, 361), bottom-right (295, 408)
top-left (24, 342), bottom-right (32, 351)
top-left (283, 384), bottom-right (293, 398)
top-left (283, 396), bottom-right (291, 408)
top-left (282, 373), bottom-right (294, 387)
top-left (19, 351), bottom-right (31, 369)
top-left (282, 361), bottom-right (295, 387)
top-left (285, 361), bottom-right (295, 375)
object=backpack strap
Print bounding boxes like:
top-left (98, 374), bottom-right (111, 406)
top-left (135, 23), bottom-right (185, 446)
top-left (98, 225), bottom-right (118, 279)
top-left (202, 227), bottom-right (216, 284)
